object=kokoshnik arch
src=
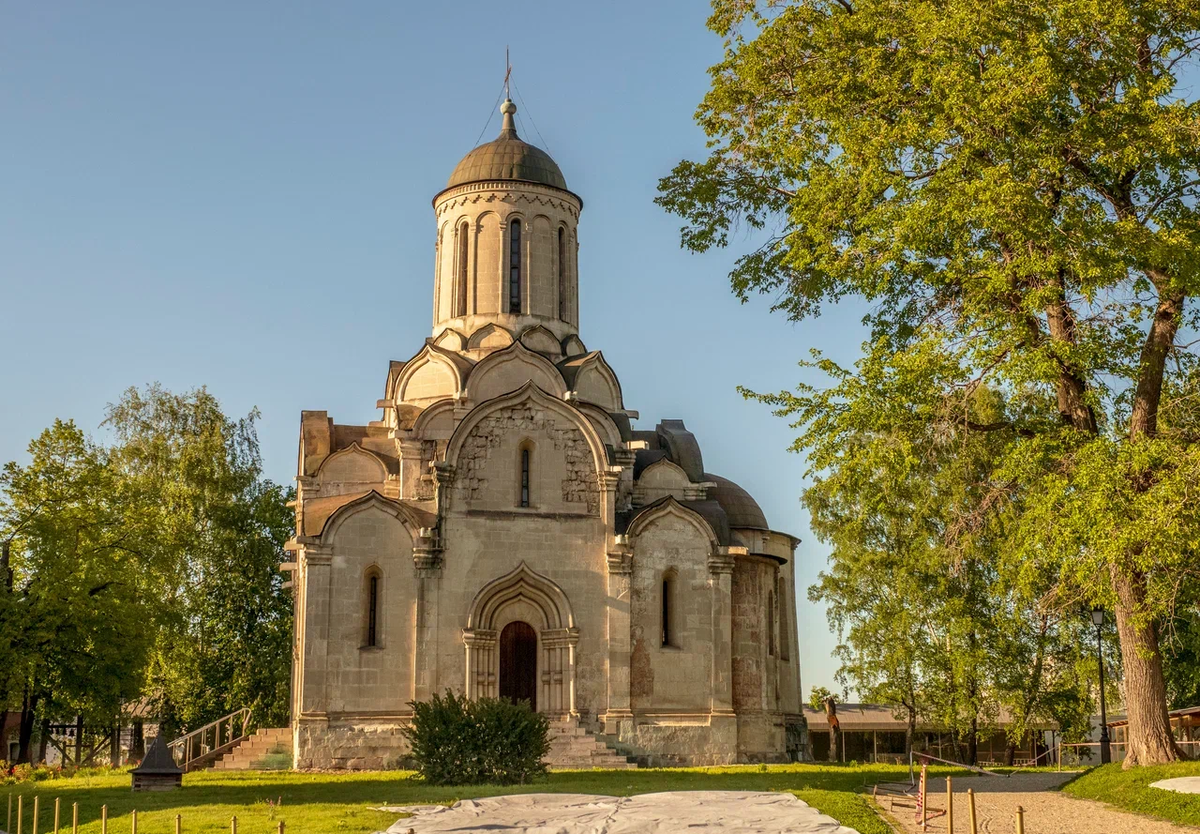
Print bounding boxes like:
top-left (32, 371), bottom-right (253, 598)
top-left (286, 97), bottom-right (808, 767)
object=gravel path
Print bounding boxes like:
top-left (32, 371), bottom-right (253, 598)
top-left (883, 772), bottom-right (1198, 833)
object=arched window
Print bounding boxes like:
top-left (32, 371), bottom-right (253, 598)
top-left (661, 569), bottom-right (678, 648)
top-left (456, 221), bottom-right (469, 317)
top-left (517, 440), bottom-right (534, 508)
top-left (767, 590), bottom-right (776, 657)
top-left (557, 226), bottom-right (567, 320)
top-left (508, 219), bottom-right (522, 313)
top-left (364, 569), bottom-right (381, 648)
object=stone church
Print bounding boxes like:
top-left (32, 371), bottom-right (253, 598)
top-left (287, 98), bottom-right (806, 768)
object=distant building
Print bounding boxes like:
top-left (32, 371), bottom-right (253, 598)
top-left (803, 704), bottom-right (1057, 766)
top-left (286, 96), bottom-right (806, 768)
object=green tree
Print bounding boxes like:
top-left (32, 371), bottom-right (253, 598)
top-left (0, 421), bottom-right (154, 762)
top-left (104, 385), bottom-right (294, 733)
top-left (658, 0), bottom-right (1200, 765)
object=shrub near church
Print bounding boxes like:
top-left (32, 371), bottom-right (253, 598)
top-left (404, 691), bottom-right (550, 785)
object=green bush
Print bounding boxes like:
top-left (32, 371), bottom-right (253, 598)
top-left (403, 690), bottom-right (550, 785)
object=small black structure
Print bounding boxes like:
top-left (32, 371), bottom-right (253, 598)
top-left (130, 735), bottom-right (183, 791)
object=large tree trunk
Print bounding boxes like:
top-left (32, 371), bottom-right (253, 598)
top-left (16, 690), bottom-right (37, 764)
top-left (967, 715), bottom-right (978, 766)
top-left (36, 715), bottom-right (49, 764)
top-left (1113, 287), bottom-right (1186, 767)
top-left (905, 705), bottom-right (916, 757)
top-left (1113, 568), bottom-right (1180, 766)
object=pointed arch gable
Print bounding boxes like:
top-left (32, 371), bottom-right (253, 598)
top-left (518, 324), bottom-right (562, 356)
top-left (317, 443), bottom-right (389, 485)
top-left (433, 328), bottom-right (467, 352)
top-left (317, 490), bottom-right (427, 544)
top-left (626, 497), bottom-right (721, 552)
top-left (637, 457), bottom-right (691, 490)
top-left (570, 352), bottom-right (624, 411)
top-left (467, 322), bottom-right (515, 352)
top-left (466, 562), bottom-right (575, 630)
top-left (466, 341), bottom-right (568, 404)
top-left (411, 398), bottom-right (458, 438)
top-left (575, 402), bottom-right (623, 449)
top-left (445, 380), bottom-right (607, 476)
top-left (395, 343), bottom-right (471, 404)
top-left (561, 334), bottom-right (587, 357)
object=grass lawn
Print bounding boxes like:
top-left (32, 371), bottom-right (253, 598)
top-left (1062, 760), bottom-right (1200, 828)
top-left (0, 763), bottom-right (956, 834)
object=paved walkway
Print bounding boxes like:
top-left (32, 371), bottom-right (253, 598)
top-left (884, 772), bottom-right (1198, 833)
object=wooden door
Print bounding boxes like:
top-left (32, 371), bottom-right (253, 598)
top-left (499, 621), bottom-right (538, 709)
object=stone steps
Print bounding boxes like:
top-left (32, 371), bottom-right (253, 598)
top-left (545, 719), bottom-right (639, 770)
top-left (211, 728), bottom-right (292, 771)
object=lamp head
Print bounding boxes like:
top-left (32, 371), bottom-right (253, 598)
top-left (1091, 607), bottom-right (1105, 627)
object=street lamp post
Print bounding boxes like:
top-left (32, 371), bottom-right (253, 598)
top-left (1092, 607), bottom-right (1111, 764)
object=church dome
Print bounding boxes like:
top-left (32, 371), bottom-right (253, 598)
top-left (704, 473), bottom-right (769, 530)
top-left (446, 99), bottom-right (568, 192)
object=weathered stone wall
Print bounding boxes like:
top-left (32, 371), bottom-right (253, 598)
top-left (628, 514), bottom-right (714, 713)
top-left (618, 717), bottom-right (738, 766)
top-left (455, 403), bottom-right (598, 514)
top-left (323, 508), bottom-right (416, 714)
top-left (294, 719), bottom-right (411, 770)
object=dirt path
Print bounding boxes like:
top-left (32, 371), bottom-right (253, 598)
top-left (882, 771), bottom-right (1197, 834)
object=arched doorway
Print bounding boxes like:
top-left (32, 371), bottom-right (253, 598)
top-left (499, 621), bottom-right (538, 709)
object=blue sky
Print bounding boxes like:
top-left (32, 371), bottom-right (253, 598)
top-left (1, 2), bottom-right (876, 695)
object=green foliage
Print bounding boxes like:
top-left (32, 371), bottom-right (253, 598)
top-left (0, 421), bottom-right (154, 731)
top-left (0, 384), bottom-right (293, 761)
top-left (1162, 596), bottom-right (1200, 709)
top-left (403, 691), bottom-right (551, 785)
top-left (103, 385), bottom-right (294, 733)
top-left (808, 686), bottom-right (837, 712)
top-left (659, 0), bottom-right (1200, 763)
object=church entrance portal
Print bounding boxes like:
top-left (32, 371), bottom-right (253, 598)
top-left (499, 621), bottom-right (538, 709)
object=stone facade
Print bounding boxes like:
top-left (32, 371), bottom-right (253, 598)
top-left (287, 98), bottom-right (807, 768)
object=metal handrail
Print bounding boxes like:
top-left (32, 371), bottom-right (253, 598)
top-left (167, 707), bottom-right (253, 772)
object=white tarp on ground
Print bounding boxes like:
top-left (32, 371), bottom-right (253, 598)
top-left (379, 791), bottom-right (861, 834)
top-left (1150, 776), bottom-right (1200, 794)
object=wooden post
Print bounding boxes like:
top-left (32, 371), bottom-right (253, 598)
top-left (946, 775), bottom-right (954, 834)
top-left (7, 793), bottom-right (11, 834)
top-left (1015, 805), bottom-right (1025, 834)
top-left (967, 788), bottom-right (977, 834)
top-left (277, 822), bottom-right (284, 834)
top-left (17, 794), bottom-right (23, 834)
top-left (32, 796), bottom-right (38, 834)
top-left (231, 816), bottom-right (238, 834)
top-left (54, 798), bottom-right (60, 834)
top-left (174, 814), bottom-right (181, 834)
top-left (131, 810), bottom-right (137, 834)
top-left (920, 765), bottom-right (928, 831)
top-left (101, 805), bottom-right (107, 834)
top-left (72, 803), bottom-right (78, 834)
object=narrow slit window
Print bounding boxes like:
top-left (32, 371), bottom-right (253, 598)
top-left (509, 219), bottom-right (522, 313)
top-left (520, 447), bottom-right (531, 507)
top-left (767, 590), bottom-right (776, 656)
top-left (456, 222), bottom-right (469, 317)
top-left (557, 227), bottom-right (567, 320)
top-left (778, 576), bottom-right (790, 661)
top-left (366, 573), bottom-right (379, 647)
top-left (661, 570), bottom-right (677, 648)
